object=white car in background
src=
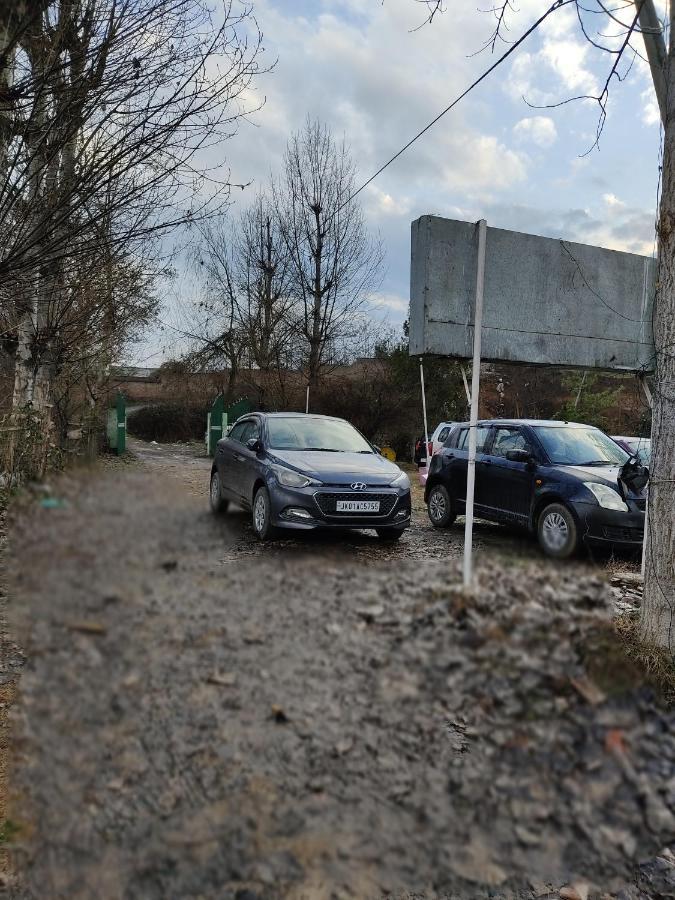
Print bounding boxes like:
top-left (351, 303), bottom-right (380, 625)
top-left (612, 436), bottom-right (651, 466)
top-left (418, 421), bottom-right (456, 485)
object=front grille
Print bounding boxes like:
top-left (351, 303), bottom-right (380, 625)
top-left (314, 492), bottom-right (397, 516)
top-left (603, 525), bottom-right (644, 542)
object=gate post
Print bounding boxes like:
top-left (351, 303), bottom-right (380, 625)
top-left (116, 392), bottom-right (126, 454)
top-left (107, 392), bottom-right (127, 454)
top-left (208, 394), bottom-right (225, 456)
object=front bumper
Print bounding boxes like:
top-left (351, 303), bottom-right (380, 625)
top-left (268, 482), bottom-right (412, 531)
top-left (571, 501), bottom-right (645, 547)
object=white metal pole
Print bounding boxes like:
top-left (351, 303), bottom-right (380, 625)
top-left (419, 359), bottom-right (430, 473)
top-left (305, 385), bottom-right (310, 414)
top-left (463, 219), bottom-right (487, 589)
top-left (461, 366), bottom-right (471, 407)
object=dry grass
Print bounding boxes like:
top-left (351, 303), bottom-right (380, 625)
top-left (585, 613), bottom-right (675, 707)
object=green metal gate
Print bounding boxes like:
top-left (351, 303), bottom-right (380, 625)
top-left (206, 395), bottom-right (254, 457)
top-left (106, 392), bottom-right (127, 454)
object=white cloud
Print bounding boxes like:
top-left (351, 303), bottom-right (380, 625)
top-left (513, 116), bottom-right (557, 148)
top-left (603, 193), bottom-right (625, 209)
top-left (368, 291), bottom-right (408, 314)
top-left (641, 87), bottom-right (661, 126)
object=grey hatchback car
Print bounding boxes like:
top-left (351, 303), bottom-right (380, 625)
top-left (209, 412), bottom-right (412, 540)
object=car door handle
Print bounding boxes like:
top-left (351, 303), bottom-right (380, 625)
top-left (479, 459), bottom-right (492, 466)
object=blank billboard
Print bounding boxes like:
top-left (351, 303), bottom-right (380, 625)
top-left (409, 216), bottom-right (655, 372)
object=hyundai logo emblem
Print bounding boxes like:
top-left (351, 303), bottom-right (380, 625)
top-left (351, 482), bottom-right (367, 491)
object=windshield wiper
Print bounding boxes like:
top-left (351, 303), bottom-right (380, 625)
top-left (303, 447), bottom-right (340, 452)
top-left (576, 460), bottom-right (615, 466)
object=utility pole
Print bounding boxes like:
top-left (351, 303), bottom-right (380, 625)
top-left (639, 0), bottom-right (675, 649)
top-left (635, 0), bottom-right (667, 125)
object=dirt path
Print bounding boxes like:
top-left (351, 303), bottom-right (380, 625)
top-left (4, 442), bottom-right (665, 900)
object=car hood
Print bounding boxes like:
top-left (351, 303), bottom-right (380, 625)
top-left (561, 464), bottom-right (622, 485)
top-left (269, 450), bottom-right (403, 486)
top-left (558, 464), bottom-right (645, 499)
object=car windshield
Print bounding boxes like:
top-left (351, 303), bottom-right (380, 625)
top-left (267, 417), bottom-right (373, 453)
top-left (626, 438), bottom-right (651, 464)
top-left (534, 425), bottom-right (629, 466)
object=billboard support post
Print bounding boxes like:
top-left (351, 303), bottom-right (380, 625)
top-left (419, 358), bottom-right (430, 476)
top-left (461, 366), bottom-right (471, 406)
top-left (463, 219), bottom-right (487, 590)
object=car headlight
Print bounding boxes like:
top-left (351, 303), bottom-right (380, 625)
top-left (271, 464), bottom-right (321, 488)
top-left (390, 470), bottom-right (410, 489)
top-left (584, 482), bottom-right (628, 512)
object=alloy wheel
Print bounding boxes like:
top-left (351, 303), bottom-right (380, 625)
top-left (542, 511), bottom-right (569, 551)
top-left (429, 489), bottom-right (446, 523)
top-left (210, 473), bottom-right (221, 507)
top-left (254, 492), bottom-right (267, 534)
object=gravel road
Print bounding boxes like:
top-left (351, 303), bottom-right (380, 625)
top-left (4, 440), bottom-right (671, 900)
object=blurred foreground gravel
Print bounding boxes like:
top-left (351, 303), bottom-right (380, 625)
top-left (3, 442), bottom-right (673, 899)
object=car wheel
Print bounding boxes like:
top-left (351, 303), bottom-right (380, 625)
top-left (537, 503), bottom-right (578, 559)
top-left (209, 471), bottom-right (229, 514)
top-left (252, 486), bottom-right (277, 541)
top-left (427, 484), bottom-right (455, 528)
top-left (376, 527), bottom-right (406, 541)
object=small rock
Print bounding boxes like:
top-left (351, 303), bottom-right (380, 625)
top-left (271, 704), bottom-right (289, 723)
top-left (355, 604), bottom-right (384, 622)
top-left (206, 671), bottom-right (237, 687)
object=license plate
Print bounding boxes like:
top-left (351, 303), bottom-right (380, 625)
top-left (336, 500), bottom-right (380, 512)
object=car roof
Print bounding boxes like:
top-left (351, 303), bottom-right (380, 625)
top-left (451, 419), bottom-right (596, 429)
top-left (235, 412), bottom-right (348, 422)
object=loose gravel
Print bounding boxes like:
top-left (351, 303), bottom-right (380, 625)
top-left (3, 441), bottom-right (670, 899)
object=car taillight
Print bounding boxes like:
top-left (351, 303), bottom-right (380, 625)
top-left (428, 442), bottom-right (433, 454)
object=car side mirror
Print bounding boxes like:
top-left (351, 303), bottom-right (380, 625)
top-left (246, 438), bottom-right (262, 453)
top-left (506, 448), bottom-right (532, 464)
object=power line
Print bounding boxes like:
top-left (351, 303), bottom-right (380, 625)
top-left (339, 0), bottom-right (574, 213)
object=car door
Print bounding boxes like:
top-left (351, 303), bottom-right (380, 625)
top-left (217, 420), bottom-right (248, 498)
top-left (480, 426), bottom-right (534, 522)
top-left (233, 417), bottom-right (263, 505)
top-left (448, 426), bottom-right (490, 510)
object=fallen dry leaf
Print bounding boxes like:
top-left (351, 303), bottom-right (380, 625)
top-left (206, 671), bottom-right (237, 687)
top-left (66, 620), bottom-right (106, 635)
top-left (570, 675), bottom-right (606, 706)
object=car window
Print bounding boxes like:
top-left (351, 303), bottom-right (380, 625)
top-left (229, 422), bottom-right (247, 443)
top-left (491, 427), bottom-right (529, 458)
top-left (237, 420), bottom-right (259, 444)
top-left (457, 426), bottom-right (489, 452)
top-left (266, 416), bottom-right (372, 452)
top-left (535, 426), bottom-right (628, 465)
top-left (438, 427), bottom-right (450, 443)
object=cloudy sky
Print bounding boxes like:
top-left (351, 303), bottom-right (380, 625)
top-left (138, 0), bottom-right (664, 365)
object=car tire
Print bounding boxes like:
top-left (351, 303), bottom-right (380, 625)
top-left (537, 502), bottom-right (579, 559)
top-left (252, 486), bottom-right (277, 541)
top-left (427, 484), bottom-right (455, 528)
top-left (376, 527), bottom-right (406, 541)
top-left (209, 470), bottom-right (229, 515)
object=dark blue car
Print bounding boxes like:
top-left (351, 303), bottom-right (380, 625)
top-left (425, 419), bottom-right (646, 558)
top-left (210, 412), bottom-right (411, 541)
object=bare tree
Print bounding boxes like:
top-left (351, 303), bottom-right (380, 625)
top-left (0, 0), bottom-right (264, 474)
top-left (239, 194), bottom-right (296, 375)
top-left (275, 118), bottom-right (383, 387)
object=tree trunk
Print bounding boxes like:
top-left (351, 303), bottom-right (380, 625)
top-left (640, 6), bottom-right (675, 650)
